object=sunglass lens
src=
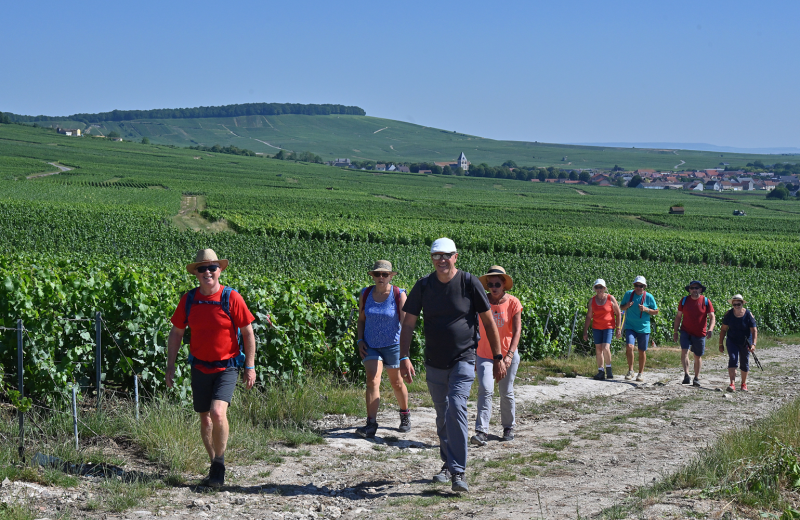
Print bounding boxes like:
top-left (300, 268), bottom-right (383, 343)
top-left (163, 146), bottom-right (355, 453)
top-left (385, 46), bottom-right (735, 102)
top-left (197, 265), bottom-right (219, 273)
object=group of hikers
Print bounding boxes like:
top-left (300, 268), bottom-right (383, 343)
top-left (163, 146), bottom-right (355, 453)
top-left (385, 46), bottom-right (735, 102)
top-left (165, 241), bottom-right (759, 492)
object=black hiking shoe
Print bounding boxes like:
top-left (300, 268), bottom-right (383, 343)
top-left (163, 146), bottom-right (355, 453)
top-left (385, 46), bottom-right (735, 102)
top-left (204, 461), bottom-right (225, 488)
top-left (593, 370), bottom-right (605, 381)
top-left (470, 431), bottom-right (488, 446)
top-left (432, 464), bottom-right (451, 483)
top-left (398, 411), bottom-right (411, 433)
top-left (502, 428), bottom-right (515, 442)
top-left (682, 373), bottom-right (691, 385)
top-left (356, 420), bottom-right (378, 439)
top-left (451, 472), bottom-right (469, 492)
top-left (605, 367), bottom-right (613, 380)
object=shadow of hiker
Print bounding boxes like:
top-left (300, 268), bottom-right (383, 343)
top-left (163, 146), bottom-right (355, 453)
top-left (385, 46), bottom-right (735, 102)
top-left (33, 452), bottom-right (160, 483)
top-left (191, 478), bottom-right (432, 498)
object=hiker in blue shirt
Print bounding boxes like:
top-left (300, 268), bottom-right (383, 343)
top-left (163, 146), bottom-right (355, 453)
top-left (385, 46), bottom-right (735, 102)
top-left (619, 276), bottom-right (659, 382)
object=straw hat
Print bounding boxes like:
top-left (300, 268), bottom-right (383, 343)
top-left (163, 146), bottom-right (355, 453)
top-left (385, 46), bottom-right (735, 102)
top-left (728, 294), bottom-right (747, 305)
top-left (479, 266), bottom-right (513, 291)
top-left (368, 260), bottom-right (397, 275)
top-left (186, 249), bottom-right (229, 274)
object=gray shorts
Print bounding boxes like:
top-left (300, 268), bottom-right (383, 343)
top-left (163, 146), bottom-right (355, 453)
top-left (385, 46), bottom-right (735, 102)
top-left (191, 367), bottom-right (239, 413)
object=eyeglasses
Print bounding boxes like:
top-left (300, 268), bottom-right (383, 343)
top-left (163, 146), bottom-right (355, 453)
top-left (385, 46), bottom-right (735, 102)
top-left (487, 282), bottom-right (503, 289)
top-left (594, 286), bottom-right (604, 290)
top-left (732, 303), bottom-right (743, 307)
top-left (196, 265), bottom-right (220, 273)
top-left (372, 272), bottom-right (390, 278)
top-left (633, 284), bottom-right (645, 288)
top-left (431, 253), bottom-right (455, 260)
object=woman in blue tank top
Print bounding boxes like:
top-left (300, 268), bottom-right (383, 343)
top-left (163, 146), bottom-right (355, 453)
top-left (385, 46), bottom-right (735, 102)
top-left (355, 260), bottom-right (410, 439)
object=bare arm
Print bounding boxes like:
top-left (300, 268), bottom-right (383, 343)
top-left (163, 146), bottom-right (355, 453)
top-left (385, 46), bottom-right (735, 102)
top-left (357, 292), bottom-right (367, 358)
top-left (582, 298), bottom-right (593, 340)
top-left (673, 310), bottom-right (684, 342)
top-left (240, 323), bottom-right (256, 389)
top-left (707, 312), bottom-right (716, 337)
top-left (718, 323), bottom-right (729, 352)
top-left (397, 291), bottom-right (407, 325)
top-left (166, 325), bottom-right (184, 388)
top-left (750, 327), bottom-right (758, 350)
top-left (506, 311), bottom-right (522, 369)
top-left (399, 313), bottom-right (419, 383)
top-left (479, 309), bottom-right (507, 381)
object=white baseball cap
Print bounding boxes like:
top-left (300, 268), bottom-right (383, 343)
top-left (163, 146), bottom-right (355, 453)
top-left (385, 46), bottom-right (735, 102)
top-left (633, 275), bottom-right (647, 286)
top-left (592, 279), bottom-right (606, 288)
top-left (430, 237), bottom-right (457, 254)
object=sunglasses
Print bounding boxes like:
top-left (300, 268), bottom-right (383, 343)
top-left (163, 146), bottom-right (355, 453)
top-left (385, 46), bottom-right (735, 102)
top-left (487, 282), bottom-right (503, 289)
top-left (372, 272), bottom-right (390, 278)
top-left (594, 285), bottom-right (605, 290)
top-left (689, 287), bottom-right (702, 291)
top-left (431, 253), bottom-right (455, 260)
top-left (196, 265), bottom-right (220, 273)
top-left (732, 303), bottom-right (743, 307)
top-left (633, 284), bottom-right (645, 288)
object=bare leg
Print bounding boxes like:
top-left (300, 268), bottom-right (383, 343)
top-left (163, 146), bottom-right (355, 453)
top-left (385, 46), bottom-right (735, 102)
top-left (693, 355), bottom-right (702, 378)
top-left (364, 359), bottom-right (383, 419)
top-left (207, 400), bottom-right (229, 461)
top-left (741, 370), bottom-right (748, 386)
top-left (595, 344), bottom-right (605, 369)
top-left (602, 344), bottom-right (612, 366)
top-left (728, 367), bottom-right (737, 384)
top-left (680, 349), bottom-right (690, 374)
top-left (638, 350), bottom-right (646, 373)
top-left (386, 368), bottom-right (409, 409)
top-left (199, 412), bottom-right (215, 461)
top-left (626, 344), bottom-right (634, 371)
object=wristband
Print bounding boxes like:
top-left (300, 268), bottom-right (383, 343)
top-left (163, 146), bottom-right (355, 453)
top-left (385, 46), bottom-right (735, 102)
top-left (245, 366), bottom-right (255, 370)
top-left (399, 357), bottom-right (409, 361)
top-left (357, 339), bottom-right (365, 344)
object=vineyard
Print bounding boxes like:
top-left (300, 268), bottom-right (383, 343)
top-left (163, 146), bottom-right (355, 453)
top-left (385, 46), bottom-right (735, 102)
top-left (1, 122), bottom-right (799, 401)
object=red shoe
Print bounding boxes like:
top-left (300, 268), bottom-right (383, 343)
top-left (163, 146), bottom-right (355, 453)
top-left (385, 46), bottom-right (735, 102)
top-left (726, 383), bottom-right (736, 393)
top-left (740, 384), bottom-right (748, 392)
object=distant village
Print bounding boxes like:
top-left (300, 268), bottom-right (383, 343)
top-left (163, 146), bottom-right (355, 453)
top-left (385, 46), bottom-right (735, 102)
top-left (326, 152), bottom-right (799, 194)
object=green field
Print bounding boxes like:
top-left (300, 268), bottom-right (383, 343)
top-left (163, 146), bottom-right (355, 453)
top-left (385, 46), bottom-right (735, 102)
top-left (22, 113), bottom-right (796, 170)
top-left (1, 122), bottom-right (798, 399)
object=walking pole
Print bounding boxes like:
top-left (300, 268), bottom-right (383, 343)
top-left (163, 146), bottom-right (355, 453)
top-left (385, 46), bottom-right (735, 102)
top-left (72, 384), bottom-right (79, 451)
top-left (95, 311), bottom-right (102, 412)
top-left (134, 375), bottom-right (140, 421)
top-left (567, 310), bottom-right (578, 357)
top-left (17, 319), bottom-right (24, 460)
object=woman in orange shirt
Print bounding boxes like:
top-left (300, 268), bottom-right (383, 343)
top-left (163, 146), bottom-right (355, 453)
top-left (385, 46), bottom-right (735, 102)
top-left (582, 279), bottom-right (622, 380)
top-left (470, 266), bottom-right (522, 446)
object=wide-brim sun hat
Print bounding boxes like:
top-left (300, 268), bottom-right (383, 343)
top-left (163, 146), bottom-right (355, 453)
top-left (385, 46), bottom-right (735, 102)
top-left (684, 280), bottom-right (707, 293)
top-left (728, 294), bottom-right (747, 305)
top-left (186, 249), bottom-right (229, 274)
top-left (430, 237), bottom-right (457, 254)
top-left (479, 265), bottom-right (513, 291)
top-left (592, 279), bottom-right (607, 289)
top-left (368, 259), bottom-right (397, 275)
top-left (633, 275), bottom-right (647, 287)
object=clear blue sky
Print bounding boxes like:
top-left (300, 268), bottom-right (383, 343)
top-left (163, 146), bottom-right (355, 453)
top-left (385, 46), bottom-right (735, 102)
top-left (2, 1), bottom-right (798, 149)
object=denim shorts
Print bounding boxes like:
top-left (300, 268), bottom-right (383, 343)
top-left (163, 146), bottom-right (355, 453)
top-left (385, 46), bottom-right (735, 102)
top-left (680, 330), bottom-right (706, 356)
top-left (593, 328), bottom-right (613, 345)
top-left (363, 343), bottom-right (401, 369)
top-left (624, 329), bottom-right (650, 351)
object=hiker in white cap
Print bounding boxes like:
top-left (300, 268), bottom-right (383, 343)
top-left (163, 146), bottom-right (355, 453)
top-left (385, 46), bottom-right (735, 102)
top-left (582, 279), bottom-right (622, 381)
top-left (166, 249), bottom-right (258, 488)
top-left (619, 276), bottom-right (659, 382)
top-left (718, 294), bottom-right (758, 392)
top-left (355, 260), bottom-right (410, 439)
top-left (399, 238), bottom-right (504, 493)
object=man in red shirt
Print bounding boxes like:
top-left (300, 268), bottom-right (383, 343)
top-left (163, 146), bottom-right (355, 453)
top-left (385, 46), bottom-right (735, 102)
top-left (673, 280), bottom-right (716, 387)
top-left (166, 249), bottom-right (257, 488)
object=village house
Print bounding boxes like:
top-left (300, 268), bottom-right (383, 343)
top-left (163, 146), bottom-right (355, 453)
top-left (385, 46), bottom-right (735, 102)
top-left (56, 127), bottom-right (81, 136)
top-left (704, 180), bottom-right (721, 191)
top-left (332, 158), bottom-right (351, 168)
top-left (434, 152), bottom-right (470, 173)
top-left (397, 166), bottom-right (410, 173)
top-left (684, 181), bottom-right (704, 191)
top-left (375, 164), bottom-right (386, 171)
top-left (419, 169), bottom-right (432, 175)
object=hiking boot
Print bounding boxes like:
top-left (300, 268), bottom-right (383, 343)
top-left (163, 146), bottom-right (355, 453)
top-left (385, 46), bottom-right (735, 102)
top-left (470, 431), bottom-right (488, 447)
top-left (502, 428), bottom-right (515, 442)
top-left (593, 370), bottom-right (605, 381)
top-left (624, 370), bottom-right (634, 380)
top-left (432, 464), bottom-right (451, 483)
top-left (635, 373), bottom-right (644, 382)
top-left (726, 383), bottom-right (736, 392)
top-left (605, 367), bottom-right (613, 380)
top-left (398, 411), bottom-right (411, 433)
top-left (682, 373), bottom-right (691, 385)
top-left (692, 377), bottom-right (701, 387)
top-left (451, 472), bottom-right (469, 493)
top-left (206, 461), bottom-right (225, 488)
top-left (740, 384), bottom-right (749, 392)
top-left (356, 420), bottom-right (378, 439)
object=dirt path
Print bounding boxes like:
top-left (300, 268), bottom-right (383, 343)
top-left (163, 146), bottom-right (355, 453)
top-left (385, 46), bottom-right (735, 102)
top-left (26, 162), bottom-right (73, 179)
top-left (172, 195), bottom-right (231, 232)
top-left (4, 344), bottom-right (799, 519)
top-left (674, 160), bottom-right (685, 169)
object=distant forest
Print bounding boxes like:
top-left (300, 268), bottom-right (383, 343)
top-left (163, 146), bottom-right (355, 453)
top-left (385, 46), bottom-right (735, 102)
top-left (4, 103), bottom-right (366, 123)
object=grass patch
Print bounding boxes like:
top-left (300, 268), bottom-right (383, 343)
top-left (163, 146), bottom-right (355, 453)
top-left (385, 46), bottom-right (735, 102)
top-left (541, 438), bottom-right (571, 451)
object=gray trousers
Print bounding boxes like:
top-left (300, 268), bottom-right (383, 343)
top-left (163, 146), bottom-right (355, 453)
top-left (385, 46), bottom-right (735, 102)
top-left (425, 361), bottom-right (475, 475)
top-left (475, 352), bottom-right (520, 433)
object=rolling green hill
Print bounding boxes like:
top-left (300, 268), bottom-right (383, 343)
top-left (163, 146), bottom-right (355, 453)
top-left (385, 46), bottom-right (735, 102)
top-left (9, 106), bottom-right (796, 170)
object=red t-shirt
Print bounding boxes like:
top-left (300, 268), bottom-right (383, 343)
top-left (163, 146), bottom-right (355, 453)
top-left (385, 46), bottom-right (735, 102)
top-left (171, 286), bottom-right (255, 373)
top-left (678, 295), bottom-right (715, 337)
top-left (477, 295), bottom-right (522, 359)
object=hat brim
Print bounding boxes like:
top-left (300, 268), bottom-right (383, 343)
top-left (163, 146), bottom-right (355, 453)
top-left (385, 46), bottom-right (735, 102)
top-left (187, 259), bottom-right (229, 274)
top-left (728, 298), bottom-right (747, 305)
top-left (369, 269), bottom-right (397, 276)
top-left (685, 284), bottom-right (707, 292)
top-left (479, 273), bottom-right (513, 291)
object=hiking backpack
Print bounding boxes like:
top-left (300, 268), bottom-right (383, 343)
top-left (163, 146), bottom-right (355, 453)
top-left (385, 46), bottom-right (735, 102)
top-left (183, 286), bottom-right (245, 369)
top-left (360, 284), bottom-right (403, 320)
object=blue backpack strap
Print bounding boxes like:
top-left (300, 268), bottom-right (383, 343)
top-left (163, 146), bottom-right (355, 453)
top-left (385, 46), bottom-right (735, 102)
top-left (184, 288), bottom-right (197, 326)
top-left (681, 296), bottom-right (687, 306)
top-left (220, 286), bottom-right (234, 320)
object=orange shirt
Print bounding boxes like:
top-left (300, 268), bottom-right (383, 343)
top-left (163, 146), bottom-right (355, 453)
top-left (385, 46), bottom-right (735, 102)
top-left (477, 295), bottom-right (522, 358)
top-left (591, 295), bottom-right (615, 330)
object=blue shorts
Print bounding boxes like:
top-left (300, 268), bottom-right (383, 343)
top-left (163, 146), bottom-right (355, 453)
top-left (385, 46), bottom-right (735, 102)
top-left (593, 328), bottom-right (613, 345)
top-left (680, 330), bottom-right (706, 356)
top-left (727, 340), bottom-right (750, 372)
top-left (363, 343), bottom-right (401, 369)
top-left (624, 329), bottom-right (650, 351)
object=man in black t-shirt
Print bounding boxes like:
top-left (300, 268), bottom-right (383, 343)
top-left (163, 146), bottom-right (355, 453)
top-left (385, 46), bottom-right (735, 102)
top-left (400, 238), bottom-right (505, 493)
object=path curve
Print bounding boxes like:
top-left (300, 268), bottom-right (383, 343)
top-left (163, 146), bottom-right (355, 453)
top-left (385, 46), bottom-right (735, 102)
top-left (674, 159), bottom-right (685, 169)
top-left (26, 163), bottom-right (73, 179)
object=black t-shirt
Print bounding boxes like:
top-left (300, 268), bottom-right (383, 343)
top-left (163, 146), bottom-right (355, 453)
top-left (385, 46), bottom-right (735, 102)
top-left (722, 308), bottom-right (757, 347)
top-left (403, 270), bottom-right (491, 369)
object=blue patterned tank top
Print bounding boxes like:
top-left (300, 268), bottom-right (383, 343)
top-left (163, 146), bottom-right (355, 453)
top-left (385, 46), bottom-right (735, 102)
top-left (363, 285), bottom-right (404, 349)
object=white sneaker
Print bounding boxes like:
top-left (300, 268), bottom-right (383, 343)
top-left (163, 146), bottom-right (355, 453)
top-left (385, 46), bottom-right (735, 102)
top-left (624, 370), bottom-right (634, 380)
top-left (635, 373), bottom-right (644, 382)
